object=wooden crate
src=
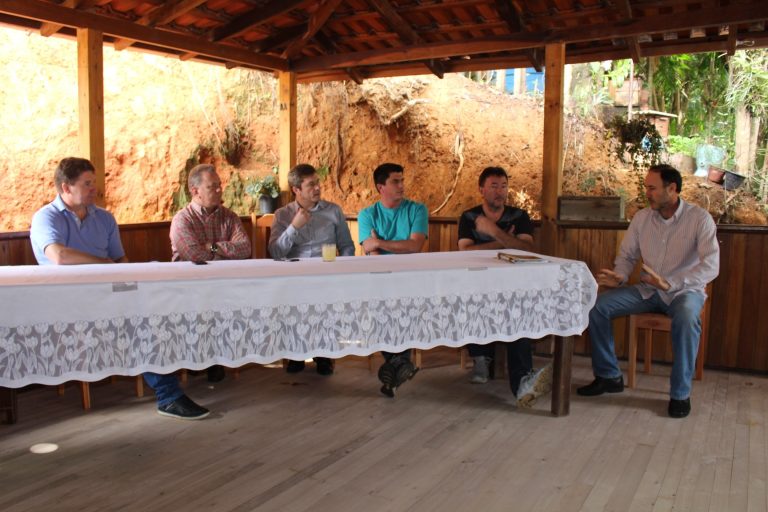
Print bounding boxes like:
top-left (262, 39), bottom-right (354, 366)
top-left (558, 196), bottom-right (625, 221)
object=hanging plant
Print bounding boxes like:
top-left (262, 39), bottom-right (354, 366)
top-left (607, 116), bottom-right (665, 202)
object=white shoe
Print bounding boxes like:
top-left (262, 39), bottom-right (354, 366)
top-left (469, 356), bottom-right (491, 384)
top-left (516, 363), bottom-right (553, 408)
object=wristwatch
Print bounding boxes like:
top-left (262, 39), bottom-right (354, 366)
top-left (209, 243), bottom-right (218, 256)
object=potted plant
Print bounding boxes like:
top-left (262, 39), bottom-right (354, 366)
top-left (245, 170), bottom-right (280, 214)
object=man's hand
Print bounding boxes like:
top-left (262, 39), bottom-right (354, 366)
top-left (640, 264), bottom-right (671, 291)
top-left (596, 268), bottom-right (623, 288)
top-left (474, 215), bottom-right (500, 238)
top-left (291, 207), bottom-right (311, 229)
top-left (361, 229), bottom-right (380, 254)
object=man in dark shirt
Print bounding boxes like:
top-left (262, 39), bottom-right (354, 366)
top-left (457, 166), bottom-right (551, 407)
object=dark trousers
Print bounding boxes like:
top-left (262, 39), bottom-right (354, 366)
top-left (467, 340), bottom-right (533, 395)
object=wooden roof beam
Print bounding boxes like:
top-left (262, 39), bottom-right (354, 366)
top-left (39, 0), bottom-right (98, 37)
top-left (727, 24), bottom-right (738, 55)
top-left (616, 0), bottom-right (643, 63)
top-left (282, 0), bottom-right (345, 59)
top-left (293, 3), bottom-right (768, 72)
top-left (250, 25), bottom-right (307, 53)
top-left (314, 30), bottom-right (365, 84)
top-left (210, 0), bottom-right (307, 42)
top-left (367, 0), bottom-right (444, 78)
top-left (1, 0), bottom-right (287, 71)
top-left (113, 0), bottom-right (208, 51)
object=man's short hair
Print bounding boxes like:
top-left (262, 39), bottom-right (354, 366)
top-left (373, 163), bottom-right (404, 187)
top-left (54, 157), bottom-right (95, 194)
top-left (478, 166), bottom-right (509, 187)
top-left (288, 164), bottom-right (317, 190)
top-left (188, 164), bottom-right (216, 191)
top-left (649, 164), bottom-right (682, 193)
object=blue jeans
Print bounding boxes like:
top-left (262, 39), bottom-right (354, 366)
top-left (143, 372), bottom-right (183, 407)
top-left (588, 286), bottom-right (705, 400)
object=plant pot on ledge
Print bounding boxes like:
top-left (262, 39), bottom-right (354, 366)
top-left (707, 165), bottom-right (725, 185)
top-left (259, 195), bottom-right (276, 214)
top-left (723, 170), bottom-right (746, 191)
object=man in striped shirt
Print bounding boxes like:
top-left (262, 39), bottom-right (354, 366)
top-left (577, 164), bottom-right (720, 418)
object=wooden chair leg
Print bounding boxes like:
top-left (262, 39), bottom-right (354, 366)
top-left (459, 348), bottom-right (467, 369)
top-left (643, 329), bottom-right (653, 374)
top-left (627, 315), bottom-right (638, 388)
top-left (135, 376), bottom-right (144, 398)
top-left (79, 382), bottom-right (91, 410)
top-left (368, 354), bottom-right (375, 372)
top-left (413, 349), bottom-right (422, 368)
top-left (57, 384), bottom-right (66, 396)
top-left (233, 368), bottom-right (241, 380)
top-left (179, 369), bottom-right (188, 385)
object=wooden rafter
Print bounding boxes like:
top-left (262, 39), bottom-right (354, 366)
top-left (282, 0), bottom-right (345, 59)
top-left (113, 0), bottom-right (208, 51)
top-left (367, 0), bottom-right (444, 78)
top-left (494, 0), bottom-right (542, 70)
top-left (727, 24), bottom-right (738, 55)
top-left (211, 0), bottom-right (307, 42)
top-left (616, 0), bottom-right (642, 63)
top-left (1, 0), bottom-right (287, 71)
top-left (250, 25), bottom-right (307, 53)
top-left (314, 30), bottom-right (365, 84)
top-left (293, 3), bottom-right (768, 72)
top-left (39, 0), bottom-right (98, 37)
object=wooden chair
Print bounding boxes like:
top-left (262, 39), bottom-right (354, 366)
top-left (626, 285), bottom-right (713, 388)
top-left (57, 376), bottom-right (144, 410)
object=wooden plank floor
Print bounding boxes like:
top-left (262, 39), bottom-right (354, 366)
top-left (1, 351), bottom-right (767, 512)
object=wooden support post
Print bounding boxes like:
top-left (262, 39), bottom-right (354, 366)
top-left (551, 336), bottom-right (572, 417)
top-left (540, 43), bottom-right (565, 258)
top-left (77, 28), bottom-right (106, 207)
top-left (513, 67), bottom-right (526, 95)
top-left (278, 71), bottom-right (297, 206)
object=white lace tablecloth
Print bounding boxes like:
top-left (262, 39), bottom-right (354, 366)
top-left (0, 250), bottom-right (597, 387)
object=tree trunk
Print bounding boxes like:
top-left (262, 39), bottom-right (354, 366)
top-left (748, 117), bottom-right (760, 177)
top-left (762, 140), bottom-right (768, 203)
top-left (734, 105), bottom-right (751, 173)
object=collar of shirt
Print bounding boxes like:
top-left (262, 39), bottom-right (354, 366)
top-left (52, 195), bottom-right (95, 226)
top-left (655, 198), bottom-right (685, 226)
top-left (189, 201), bottom-right (221, 217)
top-left (292, 200), bottom-right (327, 213)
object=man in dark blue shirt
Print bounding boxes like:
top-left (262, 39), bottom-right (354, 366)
top-left (457, 166), bottom-right (551, 407)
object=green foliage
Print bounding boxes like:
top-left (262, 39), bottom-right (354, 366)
top-left (221, 171), bottom-right (251, 215)
top-left (607, 116), bottom-right (665, 202)
top-left (726, 49), bottom-right (768, 118)
top-left (245, 168), bottom-right (280, 199)
top-left (316, 163), bottom-right (330, 181)
top-left (666, 135), bottom-right (702, 157)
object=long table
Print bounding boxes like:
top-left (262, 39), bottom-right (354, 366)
top-left (0, 250), bottom-right (597, 419)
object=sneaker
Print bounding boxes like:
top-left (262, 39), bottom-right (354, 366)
top-left (315, 358), bottom-right (334, 376)
top-left (285, 360), bottom-right (306, 373)
top-left (668, 398), bottom-right (691, 418)
top-left (516, 364), bottom-right (553, 408)
top-left (576, 375), bottom-right (624, 396)
top-left (157, 395), bottom-right (210, 420)
top-left (469, 356), bottom-right (491, 384)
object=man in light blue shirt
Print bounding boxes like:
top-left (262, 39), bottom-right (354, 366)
top-left (30, 157), bottom-right (209, 420)
top-left (269, 163), bottom-right (355, 375)
top-left (358, 163), bottom-right (428, 397)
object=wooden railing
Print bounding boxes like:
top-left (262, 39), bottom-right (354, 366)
top-left (3, 217), bottom-right (767, 372)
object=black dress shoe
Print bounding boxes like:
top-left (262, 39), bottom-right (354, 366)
top-left (207, 365), bottom-right (226, 383)
top-left (315, 358), bottom-right (334, 376)
top-left (576, 375), bottom-right (624, 396)
top-left (668, 398), bottom-right (691, 418)
top-left (286, 360), bottom-right (306, 373)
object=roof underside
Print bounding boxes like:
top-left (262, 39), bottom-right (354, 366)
top-left (1, 0), bottom-right (767, 82)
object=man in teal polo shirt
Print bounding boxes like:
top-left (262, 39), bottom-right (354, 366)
top-left (358, 163), bottom-right (428, 397)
